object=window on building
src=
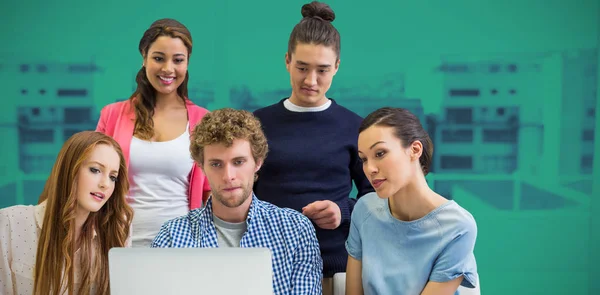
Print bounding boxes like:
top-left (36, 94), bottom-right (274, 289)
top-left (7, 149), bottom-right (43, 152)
top-left (503, 155), bottom-right (517, 172)
top-left (37, 64), bottom-right (48, 73)
top-left (582, 129), bottom-right (595, 142)
top-left (446, 108), bottom-right (473, 124)
top-left (57, 89), bottom-right (88, 97)
top-left (440, 155), bottom-right (473, 170)
top-left (31, 108), bottom-right (40, 116)
top-left (489, 64), bottom-right (500, 73)
top-left (581, 154), bottom-right (593, 174)
top-left (588, 108), bottom-right (596, 118)
top-left (482, 155), bottom-right (517, 173)
top-left (491, 89), bottom-right (498, 95)
top-left (507, 64), bottom-right (518, 73)
top-left (63, 129), bottom-right (81, 141)
top-left (20, 64), bottom-right (29, 72)
top-left (21, 89), bottom-right (27, 95)
top-left (584, 65), bottom-right (597, 77)
top-left (483, 128), bottom-right (518, 143)
top-left (19, 129), bottom-right (54, 144)
top-left (440, 64), bottom-right (469, 73)
top-left (496, 108), bottom-right (505, 116)
top-left (21, 155), bottom-right (55, 174)
top-left (449, 89), bottom-right (480, 97)
top-left (441, 129), bottom-right (474, 143)
top-left (507, 114), bottom-right (519, 127)
top-left (509, 89), bottom-right (517, 95)
top-left (64, 107), bottom-right (92, 124)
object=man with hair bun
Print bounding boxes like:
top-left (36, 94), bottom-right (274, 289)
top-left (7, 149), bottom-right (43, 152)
top-left (253, 2), bottom-right (374, 294)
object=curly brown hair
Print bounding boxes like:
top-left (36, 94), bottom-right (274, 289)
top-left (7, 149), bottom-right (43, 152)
top-left (190, 108), bottom-right (268, 167)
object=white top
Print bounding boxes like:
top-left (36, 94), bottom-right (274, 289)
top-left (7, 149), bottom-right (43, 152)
top-left (284, 98), bottom-right (331, 112)
top-left (128, 123), bottom-right (195, 247)
top-left (0, 201), bottom-right (112, 295)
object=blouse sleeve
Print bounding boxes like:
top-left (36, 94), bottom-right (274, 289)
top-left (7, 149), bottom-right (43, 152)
top-left (345, 198), bottom-right (366, 260)
top-left (429, 217), bottom-right (479, 288)
top-left (0, 209), bottom-right (15, 294)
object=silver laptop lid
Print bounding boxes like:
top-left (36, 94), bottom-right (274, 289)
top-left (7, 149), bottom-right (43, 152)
top-left (109, 247), bottom-right (273, 295)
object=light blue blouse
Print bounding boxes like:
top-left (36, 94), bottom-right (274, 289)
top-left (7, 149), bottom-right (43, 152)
top-left (346, 192), bottom-right (479, 295)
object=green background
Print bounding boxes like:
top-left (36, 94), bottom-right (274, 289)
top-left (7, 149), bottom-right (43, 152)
top-left (1, 0), bottom-right (598, 294)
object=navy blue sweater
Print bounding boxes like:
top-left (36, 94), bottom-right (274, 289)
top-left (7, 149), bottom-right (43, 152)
top-left (253, 98), bottom-right (374, 277)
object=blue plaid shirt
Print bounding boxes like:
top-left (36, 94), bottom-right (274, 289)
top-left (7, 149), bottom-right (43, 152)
top-left (151, 195), bottom-right (323, 294)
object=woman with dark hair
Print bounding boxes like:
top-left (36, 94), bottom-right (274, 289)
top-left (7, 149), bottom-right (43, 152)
top-left (96, 18), bottom-right (211, 247)
top-left (253, 2), bottom-right (374, 293)
top-left (346, 107), bottom-right (479, 295)
top-left (0, 131), bottom-right (133, 295)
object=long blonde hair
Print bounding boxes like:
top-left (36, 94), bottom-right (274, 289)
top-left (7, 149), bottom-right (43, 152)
top-left (36, 131), bottom-right (133, 295)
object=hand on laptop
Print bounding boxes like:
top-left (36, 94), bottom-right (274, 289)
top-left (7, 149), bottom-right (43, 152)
top-left (302, 200), bottom-right (341, 230)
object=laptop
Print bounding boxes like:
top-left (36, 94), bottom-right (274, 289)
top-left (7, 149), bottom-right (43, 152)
top-left (109, 247), bottom-right (273, 295)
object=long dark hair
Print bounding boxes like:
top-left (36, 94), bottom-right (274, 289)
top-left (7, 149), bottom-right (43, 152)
top-left (132, 18), bottom-right (193, 140)
top-left (359, 107), bottom-right (434, 175)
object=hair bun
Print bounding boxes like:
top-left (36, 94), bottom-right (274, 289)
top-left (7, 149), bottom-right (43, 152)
top-left (301, 1), bottom-right (335, 22)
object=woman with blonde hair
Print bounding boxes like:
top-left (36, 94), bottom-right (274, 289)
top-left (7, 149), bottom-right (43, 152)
top-left (0, 131), bottom-right (134, 295)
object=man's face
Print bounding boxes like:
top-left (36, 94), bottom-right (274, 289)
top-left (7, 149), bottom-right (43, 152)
top-left (202, 139), bottom-right (262, 208)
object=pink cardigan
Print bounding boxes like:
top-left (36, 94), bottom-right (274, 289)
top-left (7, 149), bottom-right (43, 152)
top-left (95, 99), bottom-right (210, 209)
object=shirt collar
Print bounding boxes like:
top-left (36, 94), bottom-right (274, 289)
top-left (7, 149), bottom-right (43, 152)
top-left (34, 201), bottom-right (46, 229)
top-left (200, 193), bottom-right (261, 226)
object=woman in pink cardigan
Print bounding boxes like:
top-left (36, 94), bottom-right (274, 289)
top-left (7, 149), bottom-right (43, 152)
top-left (96, 18), bottom-right (210, 247)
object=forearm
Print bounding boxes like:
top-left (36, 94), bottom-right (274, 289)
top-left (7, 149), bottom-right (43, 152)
top-left (346, 255), bottom-right (363, 295)
top-left (420, 277), bottom-right (463, 295)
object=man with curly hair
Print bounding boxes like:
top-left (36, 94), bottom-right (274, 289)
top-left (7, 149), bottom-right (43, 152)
top-left (151, 108), bottom-right (323, 295)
